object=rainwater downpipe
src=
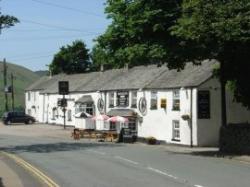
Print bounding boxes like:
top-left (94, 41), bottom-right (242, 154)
top-left (190, 88), bottom-right (193, 147)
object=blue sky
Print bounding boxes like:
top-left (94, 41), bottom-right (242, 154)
top-left (0, 0), bottom-right (109, 71)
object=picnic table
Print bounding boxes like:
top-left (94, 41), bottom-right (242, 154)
top-left (71, 128), bottom-right (118, 142)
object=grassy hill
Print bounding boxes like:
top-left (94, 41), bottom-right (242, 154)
top-left (0, 61), bottom-right (40, 116)
top-left (35, 70), bottom-right (49, 77)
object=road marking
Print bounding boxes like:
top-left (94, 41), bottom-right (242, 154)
top-left (194, 185), bottom-right (205, 187)
top-left (147, 166), bottom-right (178, 180)
top-left (87, 149), bottom-right (106, 155)
top-left (114, 156), bottom-right (139, 165)
top-left (1, 151), bottom-right (60, 187)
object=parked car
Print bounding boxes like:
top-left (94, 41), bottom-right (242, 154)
top-left (2, 111), bottom-right (35, 125)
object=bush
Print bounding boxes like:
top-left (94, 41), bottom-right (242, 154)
top-left (147, 137), bottom-right (157, 145)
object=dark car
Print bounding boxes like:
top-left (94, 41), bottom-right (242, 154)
top-left (2, 111), bottom-right (35, 125)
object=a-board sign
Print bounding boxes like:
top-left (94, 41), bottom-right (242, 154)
top-left (198, 90), bottom-right (210, 119)
top-left (58, 81), bottom-right (69, 95)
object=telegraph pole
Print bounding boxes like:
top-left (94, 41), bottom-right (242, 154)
top-left (3, 58), bottom-right (9, 112)
top-left (11, 73), bottom-right (15, 111)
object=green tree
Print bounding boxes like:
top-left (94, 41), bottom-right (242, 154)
top-left (170, 0), bottom-right (250, 125)
top-left (93, 0), bottom-right (182, 69)
top-left (49, 40), bottom-right (90, 75)
top-left (0, 3), bottom-right (19, 33)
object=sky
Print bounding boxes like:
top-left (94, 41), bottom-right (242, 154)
top-left (0, 0), bottom-right (110, 71)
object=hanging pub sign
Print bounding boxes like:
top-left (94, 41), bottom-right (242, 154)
top-left (117, 91), bottom-right (129, 107)
top-left (97, 98), bottom-right (105, 113)
top-left (139, 97), bottom-right (147, 115)
top-left (198, 90), bottom-right (210, 119)
top-left (58, 81), bottom-right (69, 95)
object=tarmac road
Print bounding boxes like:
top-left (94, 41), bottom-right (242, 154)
top-left (0, 124), bottom-right (250, 187)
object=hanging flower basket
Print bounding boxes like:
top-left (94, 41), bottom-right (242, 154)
top-left (181, 114), bottom-right (190, 121)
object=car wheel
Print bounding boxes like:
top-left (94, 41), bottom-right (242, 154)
top-left (6, 120), bottom-right (11, 125)
top-left (27, 119), bottom-right (33, 124)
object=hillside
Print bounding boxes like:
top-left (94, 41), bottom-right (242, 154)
top-left (0, 61), bottom-right (40, 115)
top-left (35, 70), bottom-right (49, 77)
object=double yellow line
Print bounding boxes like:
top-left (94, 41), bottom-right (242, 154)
top-left (0, 151), bottom-right (60, 187)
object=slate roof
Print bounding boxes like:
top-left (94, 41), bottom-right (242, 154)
top-left (144, 60), bottom-right (217, 89)
top-left (27, 60), bottom-right (217, 93)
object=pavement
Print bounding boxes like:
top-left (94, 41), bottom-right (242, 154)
top-left (0, 123), bottom-right (250, 187)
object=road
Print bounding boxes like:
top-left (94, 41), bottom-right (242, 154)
top-left (0, 124), bottom-right (250, 187)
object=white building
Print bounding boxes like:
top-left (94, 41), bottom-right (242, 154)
top-left (25, 61), bottom-right (250, 146)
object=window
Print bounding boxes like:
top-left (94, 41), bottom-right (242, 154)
top-left (52, 108), bottom-right (57, 120)
top-left (150, 91), bottom-right (158, 110)
top-left (109, 92), bottom-right (115, 108)
top-left (131, 92), bottom-right (137, 108)
top-left (67, 110), bottom-right (72, 121)
top-left (28, 92), bottom-right (31, 101)
top-left (75, 103), bottom-right (94, 115)
top-left (172, 90), bottom-right (180, 111)
top-left (27, 109), bottom-right (31, 115)
top-left (110, 122), bottom-right (116, 130)
top-left (172, 120), bottom-right (180, 141)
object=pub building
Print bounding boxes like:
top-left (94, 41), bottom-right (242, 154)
top-left (25, 60), bottom-right (250, 146)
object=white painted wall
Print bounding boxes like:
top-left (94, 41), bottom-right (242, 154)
top-left (137, 89), bottom-right (196, 146)
top-left (197, 78), bottom-right (250, 146)
top-left (25, 90), bottom-right (41, 121)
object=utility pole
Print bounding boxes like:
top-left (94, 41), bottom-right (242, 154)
top-left (11, 73), bottom-right (15, 111)
top-left (3, 58), bottom-right (9, 112)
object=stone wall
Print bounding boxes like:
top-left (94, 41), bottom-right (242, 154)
top-left (220, 124), bottom-right (250, 154)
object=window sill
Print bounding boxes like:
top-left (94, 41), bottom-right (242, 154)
top-left (172, 109), bottom-right (180, 112)
top-left (171, 138), bottom-right (180, 142)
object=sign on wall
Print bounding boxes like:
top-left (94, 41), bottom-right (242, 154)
top-left (117, 91), bottom-right (129, 107)
top-left (160, 98), bottom-right (167, 109)
top-left (198, 90), bottom-right (210, 119)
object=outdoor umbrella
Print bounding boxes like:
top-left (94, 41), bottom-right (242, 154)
top-left (107, 116), bottom-right (129, 123)
top-left (91, 114), bottom-right (110, 121)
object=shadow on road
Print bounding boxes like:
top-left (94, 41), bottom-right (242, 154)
top-left (0, 142), bottom-right (123, 154)
top-left (0, 178), bottom-right (4, 187)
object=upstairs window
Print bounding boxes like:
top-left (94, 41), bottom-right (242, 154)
top-left (150, 91), bottom-right (158, 110)
top-left (109, 92), bottom-right (115, 108)
top-left (131, 91), bottom-right (137, 108)
top-left (28, 92), bottom-right (31, 101)
top-left (172, 90), bottom-right (180, 111)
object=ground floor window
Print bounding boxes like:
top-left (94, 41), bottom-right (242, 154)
top-left (172, 120), bottom-right (180, 141)
top-left (110, 122), bottom-right (116, 130)
top-left (27, 109), bottom-right (31, 115)
top-left (67, 110), bottom-right (72, 121)
top-left (52, 108), bottom-right (57, 120)
top-left (75, 103), bottom-right (94, 115)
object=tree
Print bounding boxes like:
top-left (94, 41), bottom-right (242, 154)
top-left (92, 0), bottom-right (182, 69)
top-left (170, 0), bottom-right (250, 125)
top-left (49, 40), bottom-right (90, 75)
top-left (0, 2), bottom-right (19, 33)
